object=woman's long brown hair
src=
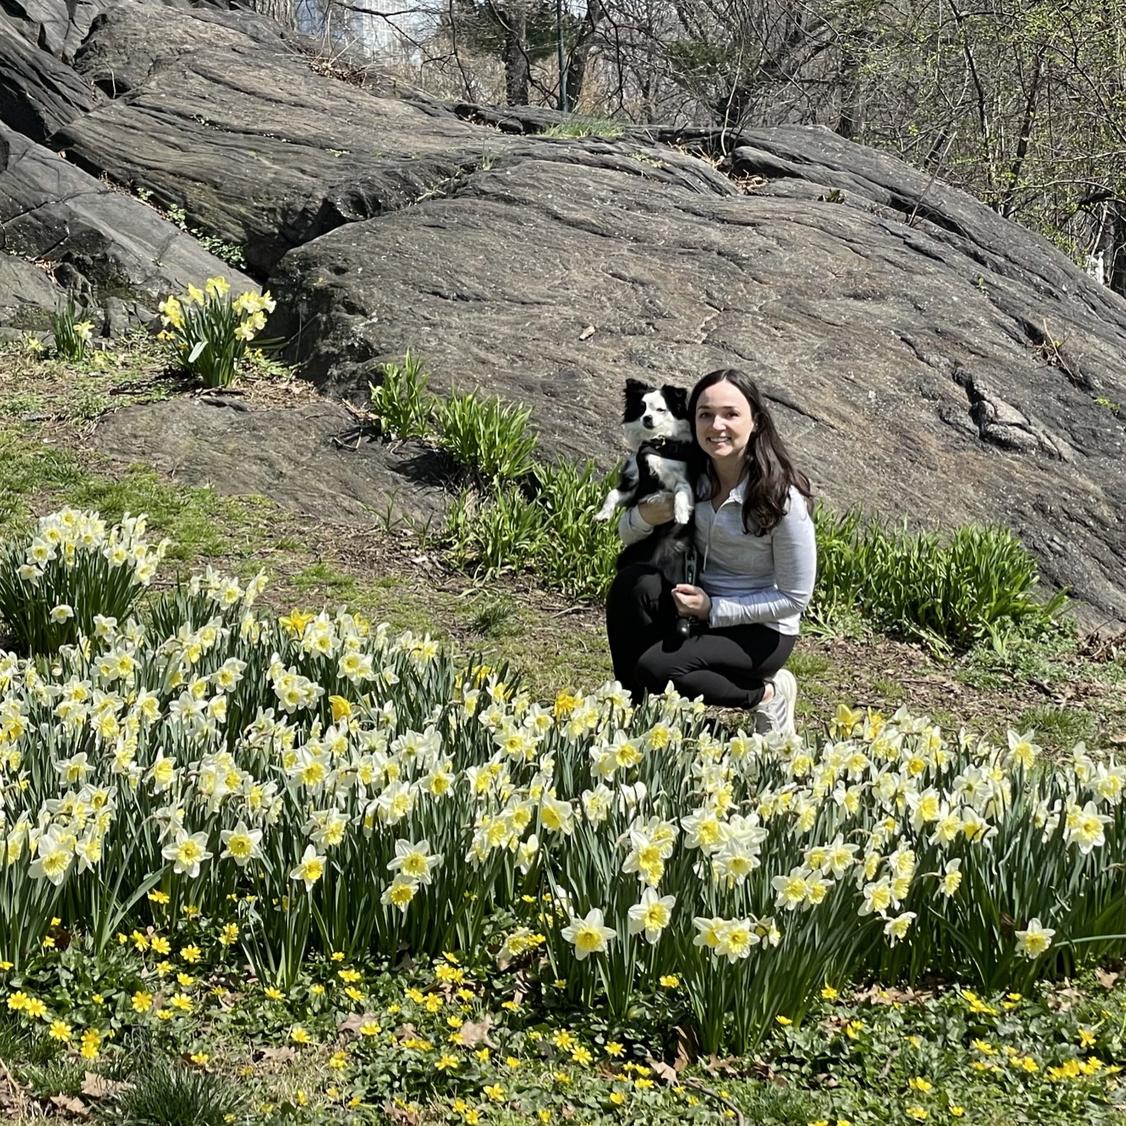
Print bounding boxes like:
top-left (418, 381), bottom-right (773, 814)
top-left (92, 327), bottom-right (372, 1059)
top-left (688, 368), bottom-right (813, 535)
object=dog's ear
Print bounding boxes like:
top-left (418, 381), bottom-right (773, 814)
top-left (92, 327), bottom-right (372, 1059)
top-left (662, 385), bottom-right (689, 416)
top-left (624, 378), bottom-right (649, 407)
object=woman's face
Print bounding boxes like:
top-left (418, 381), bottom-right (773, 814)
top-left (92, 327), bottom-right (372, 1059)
top-left (695, 380), bottom-right (754, 466)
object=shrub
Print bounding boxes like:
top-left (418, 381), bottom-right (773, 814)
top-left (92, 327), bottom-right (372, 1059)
top-left (157, 277), bottom-right (275, 388)
top-left (50, 298), bottom-right (95, 360)
top-left (444, 482), bottom-right (547, 576)
top-left (0, 508), bottom-right (168, 655)
top-left (812, 508), bottom-right (1065, 650)
top-left (368, 350), bottom-right (439, 441)
top-left (441, 459), bottom-right (618, 596)
top-left (437, 389), bottom-right (539, 484)
top-left (530, 459), bottom-right (620, 599)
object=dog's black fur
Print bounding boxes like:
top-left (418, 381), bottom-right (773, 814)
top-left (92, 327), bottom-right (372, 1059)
top-left (596, 379), bottom-right (696, 598)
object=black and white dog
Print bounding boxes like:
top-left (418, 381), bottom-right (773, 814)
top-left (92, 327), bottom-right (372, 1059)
top-left (596, 379), bottom-right (697, 632)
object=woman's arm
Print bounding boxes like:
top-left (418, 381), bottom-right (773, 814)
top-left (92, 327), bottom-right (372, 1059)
top-left (616, 493), bottom-right (675, 545)
top-left (707, 496), bottom-right (817, 628)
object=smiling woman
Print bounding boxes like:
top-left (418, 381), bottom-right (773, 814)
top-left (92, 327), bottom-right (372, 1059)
top-left (605, 367), bottom-right (816, 734)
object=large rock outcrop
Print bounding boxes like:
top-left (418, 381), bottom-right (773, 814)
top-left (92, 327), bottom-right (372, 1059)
top-left (54, 2), bottom-right (503, 273)
top-left (1, 0), bottom-right (1124, 627)
top-left (265, 131), bottom-right (1126, 624)
top-left (0, 122), bottom-right (256, 326)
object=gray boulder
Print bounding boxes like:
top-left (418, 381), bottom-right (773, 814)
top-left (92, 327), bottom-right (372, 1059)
top-left (267, 128), bottom-right (1126, 626)
top-left (0, 0), bottom-right (258, 62)
top-left (72, 1), bottom-right (292, 96)
top-left (92, 396), bottom-right (452, 525)
top-left (54, 5), bottom-right (506, 272)
top-left (0, 21), bottom-right (103, 141)
top-left (0, 123), bottom-right (256, 319)
top-left (0, 0), bottom-right (109, 61)
top-left (0, 250), bottom-right (64, 334)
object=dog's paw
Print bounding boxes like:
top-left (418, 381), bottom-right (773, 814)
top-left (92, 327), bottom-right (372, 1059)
top-left (594, 503), bottom-right (616, 522)
top-left (673, 496), bottom-right (692, 525)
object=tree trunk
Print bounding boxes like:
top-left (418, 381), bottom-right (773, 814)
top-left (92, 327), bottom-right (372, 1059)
top-left (836, 44), bottom-right (863, 140)
top-left (504, 6), bottom-right (530, 104)
top-left (564, 0), bottom-right (603, 111)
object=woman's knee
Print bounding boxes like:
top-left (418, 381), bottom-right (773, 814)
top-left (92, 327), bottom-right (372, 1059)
top-left (635, 646), bottom-right (678, 693)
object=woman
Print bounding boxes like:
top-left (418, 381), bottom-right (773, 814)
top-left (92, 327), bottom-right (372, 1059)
top-left (605, 367), bottom-right (816, 735)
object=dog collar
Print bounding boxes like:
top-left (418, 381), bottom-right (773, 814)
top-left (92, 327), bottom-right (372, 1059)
top-left (641, 438), bottom-right (694, 459)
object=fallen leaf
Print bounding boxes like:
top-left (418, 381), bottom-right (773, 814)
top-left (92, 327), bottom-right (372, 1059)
top-left (81, 1072), bottom-right (124, 1098)
top-left (703, 1055), bottom-right (741, 1076)
top-left (49, 1093), bottom-right (89, 1116)
top-left (578, 325), bottom-right (595, 340)
top-left (672, 1024), bottom-right (695, 1071)
top-left (644, 1056), bottom-right (678, 1085)
top-left (382, 1099), bottom-right (421, 1125)
top-left (455, 1016), bottom-right (494, 1048)
top-left (1096, 967), bottom-right (1120, 989)
top-left (337, 1012), bottom-right (379, 1036)
top-left (256, 1045), bottom-right (298, 1064)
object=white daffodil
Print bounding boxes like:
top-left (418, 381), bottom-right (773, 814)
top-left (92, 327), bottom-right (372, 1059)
top-left (1015, 918), bottom-right (1055, 959)
top-left (161, 831), bottom-right (212, 878)
top-left (627, 888), bottom-right (676, 944)
top-left (561, 907), bottom-right (616, 960)
top-left (387, 838), bottom-right (440, 884)
top-left (290, 844), bottom-right (327, 891)
top-left (220, 821), bottom-right (264, 867)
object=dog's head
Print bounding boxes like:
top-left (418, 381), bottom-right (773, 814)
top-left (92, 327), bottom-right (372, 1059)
top-left (622, 379), bottom-right (691, 447)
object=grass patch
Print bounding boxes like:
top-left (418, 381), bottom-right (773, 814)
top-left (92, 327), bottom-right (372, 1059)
top-left (787, 649), bottom-right (832, 680)
top-left (106, 1055), bottom-right (248, 1125)
top-left (540, 116), bottom-right (627, 139)
top-left (67, 467), bottom-right (249, 563)
top-left (0, 429), bottom-right (86, 526)
top-left (19, 1059), bottom-right (85, 1099)
top-left (1019, 703), bottom-right (1097, 746)
top-left (290, 560), bottom-right (360, 600)
top-left (466, 593), bottom-right (520, 638)
top-left (871, 676), bottom-right (907, 702)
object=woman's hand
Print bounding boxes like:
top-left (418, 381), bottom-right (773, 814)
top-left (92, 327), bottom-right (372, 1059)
top-left (672, 584), bottom-right (711, 620)
top-left (635, 492), bottom-right (675, 525)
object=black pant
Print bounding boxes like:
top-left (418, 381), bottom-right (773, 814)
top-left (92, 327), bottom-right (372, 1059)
top-left (605, 564), bottom-right (795, 708)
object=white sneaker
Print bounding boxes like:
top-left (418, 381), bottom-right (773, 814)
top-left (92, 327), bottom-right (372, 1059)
top-left (755, 669), bottom-right (797, 737)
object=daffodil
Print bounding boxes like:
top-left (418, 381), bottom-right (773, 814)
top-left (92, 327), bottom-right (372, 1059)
top-left (1015, 917), bottom-right (1055, 958)
top-left (387, 839), bottom-right (439, 884)
top-left (161, 831), bottom-right (211, 878)
top-left (627, 888), bottom-right (675, 943)
top-left (290, 844), bottom-right (327, 891)
top-left (561, 907), bottom-right (616, 960)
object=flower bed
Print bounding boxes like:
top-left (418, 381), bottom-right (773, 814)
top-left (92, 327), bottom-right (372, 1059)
top-left (0, 510), bottom-right (1123, 1058)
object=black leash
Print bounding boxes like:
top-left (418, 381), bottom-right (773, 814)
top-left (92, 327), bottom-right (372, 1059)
top-left (676, 546), bottom-right (698, 637)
